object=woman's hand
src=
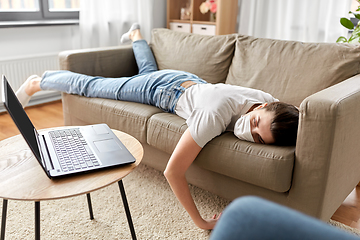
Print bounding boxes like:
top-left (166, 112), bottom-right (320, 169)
top-left (197, 213), bottom-right (222, 230)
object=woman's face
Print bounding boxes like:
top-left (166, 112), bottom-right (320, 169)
top-left (247, 104), bottom-right (275, 145)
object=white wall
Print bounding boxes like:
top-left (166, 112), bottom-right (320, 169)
top-left (0, 25), bottom-right (80, 60)
top-left (0, 3), bottom-right (166, 109)
top-left (153, 0), bottom-right (167, 30)
top-left (0, 25), bottom-right (80, 111)
top-left (0, 0), bottom-right (166, 60)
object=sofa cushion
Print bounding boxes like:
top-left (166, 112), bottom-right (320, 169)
top-left (62, 93), bottom-right (163, 143)
top-left (150, 28), bottom-right (237, 84)
top-left (147, 113), bottom-right (188, 154)
top-left (226, 35), bottom-right (360, 106)
top-left (146, 112), bottom-right (295, 192)
top-left (59, 45), bottom-right (138, 78)
top-left (196, 132), bottom-right (295, 193)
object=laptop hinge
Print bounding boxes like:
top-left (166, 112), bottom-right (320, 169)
top-left (37, 132), bottom-right (55, 172)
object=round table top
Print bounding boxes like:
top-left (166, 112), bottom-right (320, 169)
top-left (0, 128), bottom-right (143, 201)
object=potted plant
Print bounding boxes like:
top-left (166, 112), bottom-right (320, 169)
top-left (337, 2), bottom-right (360, 43)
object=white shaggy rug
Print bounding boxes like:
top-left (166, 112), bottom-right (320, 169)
top-left (0, 164), bottom-right (229, 239)
top-left (0, 163), bottom-right (359, 239)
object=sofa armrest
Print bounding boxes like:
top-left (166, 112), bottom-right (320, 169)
top-left (290, 74), bottom-right (360, 220)
top-left (59, 45), bottom-right (138, 77)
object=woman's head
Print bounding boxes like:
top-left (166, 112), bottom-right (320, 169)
top-left (264, 102), bottom-right (299, 146)
top-left (235, 102), bottom-right (299, 146)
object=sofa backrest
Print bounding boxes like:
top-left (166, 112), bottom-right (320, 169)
top-left (226, 35), bottom-right (360, 106)
top-left (151, 29), bottom-right (236, 84)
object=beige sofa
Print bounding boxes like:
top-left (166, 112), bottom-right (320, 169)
top-left (59, 29), bottom-right (360, 221)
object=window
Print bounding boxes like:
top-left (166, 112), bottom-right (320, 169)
top-left (0, 0), bottom-right (79, 21)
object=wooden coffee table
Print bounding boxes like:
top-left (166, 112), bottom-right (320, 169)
top-left (0, 128), bottom-right (143, 240)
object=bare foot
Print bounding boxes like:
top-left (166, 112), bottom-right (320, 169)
top-left (15, 75), bottom-right (42, 107)
top-left (129, 29), bottom-right (143, 41)
top-left (25, 77), bottom-right (42, 96)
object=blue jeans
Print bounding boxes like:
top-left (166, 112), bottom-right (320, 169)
top-left (40, 40), bottom-right (206, 113)
top-left (210, 196), bottom-right (360, 240)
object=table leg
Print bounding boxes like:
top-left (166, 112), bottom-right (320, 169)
top-left (86, 193), bottom-right (94, 220)
top-left (1, 199), bottom-right (8, 240)
top-left (35, 201), bottom-right (40, 240)
top-left (118, 180), bottom-right (137, 240)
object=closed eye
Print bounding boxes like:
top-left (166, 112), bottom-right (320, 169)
top-left (256, 117), bottom-right (265, 144)
top-left (258, 135), bottom-right (265, 144)
top-left (254, 118), bottom-right (259, 128)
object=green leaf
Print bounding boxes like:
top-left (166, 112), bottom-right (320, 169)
top-left (340, 18), bottom-right (354, 30)
top-left (353, 12), bottom-right (360, 20)
top-left (353, 25), bottom-right (360, 35)
top-left (336, 36), bottom-right (348, 43)
top-left (348, 35), bottom-right (360, 44)
top-left (348, 26), bottom-right (360, 44)
top-left (348, 30), bottom-right (360, 43)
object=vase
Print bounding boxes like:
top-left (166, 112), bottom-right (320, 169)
top-left (210, 12), bottom-right (216, 22)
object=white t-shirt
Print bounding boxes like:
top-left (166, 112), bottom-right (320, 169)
top-left (175, 83), bottom-right (278, 148)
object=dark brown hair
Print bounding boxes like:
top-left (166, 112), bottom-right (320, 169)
top-left (264, 102), bottom-right (299, 146)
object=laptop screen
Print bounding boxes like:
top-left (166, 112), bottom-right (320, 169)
top-left (2, 75), bottom-right (42, 160)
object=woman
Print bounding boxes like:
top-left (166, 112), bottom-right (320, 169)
top-left (16, 23), bottom-right (299, 230)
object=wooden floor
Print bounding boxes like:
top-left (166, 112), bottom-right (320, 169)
top-left (0, 100), bottom-right (360, 230)
top-left (0, 100), bottom-right (64, 141)
top-left (332, 187), bottom-right (360, 229)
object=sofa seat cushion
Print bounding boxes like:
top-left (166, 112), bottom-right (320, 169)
top-left (147, 113), bottom-right (188, 154)
top-left (151, 28), bottom-right (237, 84)
top-left (62, 93), bottom-right (163, 143)
top-left (197, 132), bottom-right (295, 192)
top-left (146, 112), bottom-right (295, 192)
top-left (226, 35), bottom-right (360, 107)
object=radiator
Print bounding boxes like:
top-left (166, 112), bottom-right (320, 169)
top-left (0, 53), bottom-right (62, 112)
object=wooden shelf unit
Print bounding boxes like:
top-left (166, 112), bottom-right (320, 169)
top-left (167, 0), bottom-right (238, 35)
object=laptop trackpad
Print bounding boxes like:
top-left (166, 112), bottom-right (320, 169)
top-left (93, 139), bottom-right (122, 153)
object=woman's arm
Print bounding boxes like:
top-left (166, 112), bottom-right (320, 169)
top-left (164, 129), bottom-right (220, 229)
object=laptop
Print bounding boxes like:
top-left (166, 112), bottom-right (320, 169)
top-left (1, 75), bottom-right (136, 178)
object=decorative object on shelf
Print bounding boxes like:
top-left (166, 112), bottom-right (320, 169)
top-left (167, 0), bottom-right (238, 35)
top-left (199, 0), bottom-right (217, 22)
top-left (210, 12), bottom-right (216, 22)
top-left (180, 4), bottom-right (191, 20)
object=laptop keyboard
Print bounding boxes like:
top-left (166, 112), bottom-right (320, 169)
top-left (49, 128), bottom-right (101, 172)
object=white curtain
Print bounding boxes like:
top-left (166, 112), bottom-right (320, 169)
top-left (79, 0), bottom-right (164, 48)
top-left (238, 0), bottom-right (352, 42)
